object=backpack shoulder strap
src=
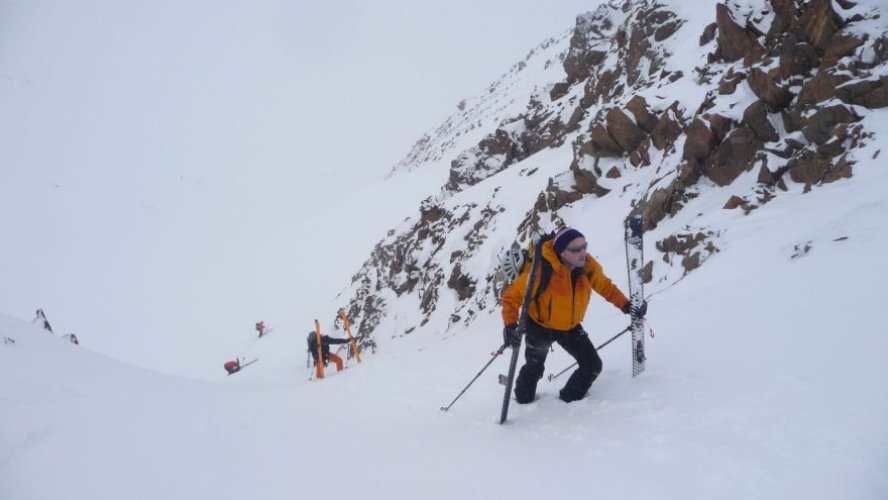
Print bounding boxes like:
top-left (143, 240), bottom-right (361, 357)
top-left (529, 231), bottom-right (556, 302)
top-left (532, 258), bottom-right (553, 302)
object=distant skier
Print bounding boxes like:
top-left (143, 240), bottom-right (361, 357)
top-left (223, 359), bottom-right (241, 375)
top-left (306, 332), bottom-right (350, 372)
top-left (501, 226), bottom-right (647, 404)
top-left (33, 309), bottom-right (53, 333)
top-left (256, 320), bottom-right (267, 338)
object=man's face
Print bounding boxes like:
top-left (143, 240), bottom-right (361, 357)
top-left (559, 237), bottom-right (588, 269)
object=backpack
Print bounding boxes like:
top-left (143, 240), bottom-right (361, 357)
top-left (499, 231), bottom-right (556, 302)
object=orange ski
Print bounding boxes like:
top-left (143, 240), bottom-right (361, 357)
top-left (338, 308), bottom-right (362, 363)
top-left (313, 319), bottom-right (326, 379)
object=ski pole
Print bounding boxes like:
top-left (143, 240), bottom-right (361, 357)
top-left (547, 325), bottom-right (631, 381)
top-left (440, 344), bottom-right (509, 412)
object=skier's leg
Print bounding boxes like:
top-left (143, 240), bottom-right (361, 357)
top-left (556, 325), bottom-right (602, 402)
top-left (514, 324), bottom-right (553, 404)
top-left (329, 353), bottom-right (344, 371)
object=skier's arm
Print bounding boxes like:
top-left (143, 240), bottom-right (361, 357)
top-left (587, 257), bottom-right (629, 310)
top-left (502, 269), bottom-right (529, 326)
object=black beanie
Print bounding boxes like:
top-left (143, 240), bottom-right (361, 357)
top-left (553, 227), bottom-right (585, 254)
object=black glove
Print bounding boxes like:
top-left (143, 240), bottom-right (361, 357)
top-left (502, 324), bottom-right (521, 348)
top-left (622, 299), bottom-right (648, 318)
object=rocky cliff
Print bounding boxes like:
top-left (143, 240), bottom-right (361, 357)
top-left (340, 0), bottom-right (887, 347)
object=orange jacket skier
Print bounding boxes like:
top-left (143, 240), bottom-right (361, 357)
top-left (501, 226), bottom-right (646, 403)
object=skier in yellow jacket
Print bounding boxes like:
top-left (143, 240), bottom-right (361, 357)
top-left (502, 226), bottom-right (646, 403)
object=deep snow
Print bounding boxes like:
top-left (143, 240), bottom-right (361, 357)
top-left (3, 175), bottom-right (888, 498)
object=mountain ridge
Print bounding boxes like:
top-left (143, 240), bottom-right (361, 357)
top-left (341, 0), bottom-right (888, 348)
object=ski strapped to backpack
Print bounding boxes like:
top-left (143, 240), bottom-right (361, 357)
top-left (499, 233), bottom-right (545, 425)
top-left (338, 308), bottom-right (362, 365)
top-left (313, 319), bottom-right (326, 380)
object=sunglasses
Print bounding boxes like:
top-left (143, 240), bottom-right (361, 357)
top-left (565, 243), bottom-right (588, 253)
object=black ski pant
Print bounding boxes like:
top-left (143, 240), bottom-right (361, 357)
top-left (514, 320), bottom-right (602, 403)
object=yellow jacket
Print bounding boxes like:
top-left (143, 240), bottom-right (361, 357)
top-left (502, 239), bottom-right (628, 331)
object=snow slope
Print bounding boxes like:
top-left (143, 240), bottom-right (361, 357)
top-left (3, 157), bottom-right (887, 498)
top-left (2, 0), bottom-right (888, 498)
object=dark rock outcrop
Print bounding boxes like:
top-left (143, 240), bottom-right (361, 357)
top-left (715, 3), bottom-right (763, 62)
top-left (589, 122), bottom-right (625, 157)
top-left (801, 105), bottom-right (860, 145)
top-left (705, 126), bottom-right (761, 186)
top-left (605, 108), bottom-right (647, 152)
top-left (683, 119), bottom-right (717, 166)
top-left (835, 76), bottom-right (888, 109)
top-left (742, 100), bottom-right (779, 142)
top-left (747, 68), bottom-right (793, 112)
top-left (798, 0), bottom-right (843, 52)
top-left (778, 36), bottom-right (820, 79)
top-left (626, 96), bottom-right (659, 133)
top-left (650, 103), bottom-right (684, 150)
